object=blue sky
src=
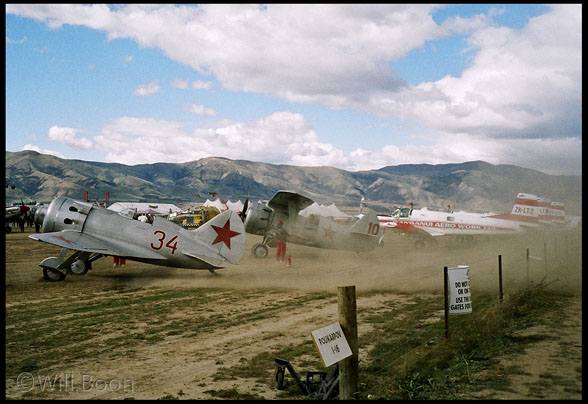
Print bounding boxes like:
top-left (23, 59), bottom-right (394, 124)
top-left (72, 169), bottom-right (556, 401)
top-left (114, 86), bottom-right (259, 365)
top-left (5, 4), bottom-right (582, 175)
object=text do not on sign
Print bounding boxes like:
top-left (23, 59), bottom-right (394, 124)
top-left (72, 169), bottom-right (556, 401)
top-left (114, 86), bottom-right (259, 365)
top-left (448, 265), bottom-right (472, 314)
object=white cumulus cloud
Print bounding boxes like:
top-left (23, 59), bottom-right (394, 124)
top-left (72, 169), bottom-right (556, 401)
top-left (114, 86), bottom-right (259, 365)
top-left (21, 144), bottom-right (66, 159)
top-left (192, 80), bottom-right (214, 90)
top-left (133, 81), bottom-right (160, 96)
top-left (7, 4), bottom-right (582, 175)
top-left (171, 78), bottom-right (189, 89)
top-left (48, 125), bottom-right (94, 150)
top-left (88, 111), bottom-right (580, 175)
top-left (7, 4), bottom-right (580, 141)
top-left (187, 104), bottom-right (217, 116)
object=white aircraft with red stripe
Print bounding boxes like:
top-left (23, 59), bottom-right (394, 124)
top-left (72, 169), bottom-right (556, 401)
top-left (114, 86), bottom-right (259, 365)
top-left (378, 193), bottom-right (546, 247)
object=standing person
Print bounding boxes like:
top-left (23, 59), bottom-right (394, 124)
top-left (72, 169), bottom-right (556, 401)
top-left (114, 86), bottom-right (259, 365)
top-left (113, 257), bottom-right (126, 267)
top-left (275, 220), bottom-right (288, 262)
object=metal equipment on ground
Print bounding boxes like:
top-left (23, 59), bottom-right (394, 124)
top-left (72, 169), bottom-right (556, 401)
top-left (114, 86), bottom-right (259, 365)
top-left (274, 357), bottom-right (339, 400)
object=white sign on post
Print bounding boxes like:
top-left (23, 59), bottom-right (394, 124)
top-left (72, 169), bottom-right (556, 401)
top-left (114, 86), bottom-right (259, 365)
top-left (448, 265), bottom-right (472, 314)
top-left (310, 322), bottom-right (352, 367)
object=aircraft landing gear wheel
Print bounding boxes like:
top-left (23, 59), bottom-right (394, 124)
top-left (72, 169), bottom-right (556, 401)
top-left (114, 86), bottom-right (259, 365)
top-left (266, 238), bottom-right (277, 248)
top-left (252, 243), bottom-right (269, 258)
top-left (414, 239), bottom-right (426, 249)
top-left (43, 267), bottom-right (66, 282)
top-left (69, 259), bottom-right (89, 275)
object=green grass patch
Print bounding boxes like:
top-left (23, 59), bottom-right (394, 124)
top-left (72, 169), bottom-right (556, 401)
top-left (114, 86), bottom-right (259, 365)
top-left (5, 286), bottom-right (335, 386)
top-left (359, 283), bottom-right (570, 400)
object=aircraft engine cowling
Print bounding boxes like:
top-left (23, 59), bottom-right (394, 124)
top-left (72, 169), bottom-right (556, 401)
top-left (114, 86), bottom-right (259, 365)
top-left (40, 196), bottom-right (94, 233)
top-left (243, 202), bottom-right (273, 236)
top-left (34, 206), bottom-right (47, 226)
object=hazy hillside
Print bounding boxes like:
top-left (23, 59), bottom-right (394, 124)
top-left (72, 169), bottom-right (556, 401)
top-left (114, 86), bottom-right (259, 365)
top-left (5, 151), bottom-right (582, 215)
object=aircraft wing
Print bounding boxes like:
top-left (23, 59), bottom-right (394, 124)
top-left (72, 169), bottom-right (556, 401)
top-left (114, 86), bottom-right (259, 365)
top-left (420, 227), bottom-right (445, 236)
top-left (267, 190), bottom-right (315, 214)
top-left (29, 230), bottom-right (165, 260)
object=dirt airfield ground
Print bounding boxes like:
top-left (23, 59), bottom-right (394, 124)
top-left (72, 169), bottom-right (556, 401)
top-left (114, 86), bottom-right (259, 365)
top-left (5, 225), bottom-right (582, 399)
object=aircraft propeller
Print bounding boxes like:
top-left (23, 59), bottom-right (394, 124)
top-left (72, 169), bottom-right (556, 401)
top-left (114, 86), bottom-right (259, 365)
top-left (241, 197), bottom-right (250, 222)
top-left (20, 199), bottom-right (30, 215)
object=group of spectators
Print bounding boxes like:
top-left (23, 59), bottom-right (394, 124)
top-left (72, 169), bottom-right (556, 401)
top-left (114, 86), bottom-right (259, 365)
top-left (6, 211), bottom-right (40, 233)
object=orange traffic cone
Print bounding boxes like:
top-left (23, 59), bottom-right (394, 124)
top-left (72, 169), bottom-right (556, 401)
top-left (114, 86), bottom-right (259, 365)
top-left (286, 256), bottom-right (291, 267)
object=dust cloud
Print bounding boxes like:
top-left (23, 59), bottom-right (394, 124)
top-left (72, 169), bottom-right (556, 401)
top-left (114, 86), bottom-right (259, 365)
top-left (6, 228), bottom-right (581, 297)
top-left (47, 230), bottom-right (584, 297)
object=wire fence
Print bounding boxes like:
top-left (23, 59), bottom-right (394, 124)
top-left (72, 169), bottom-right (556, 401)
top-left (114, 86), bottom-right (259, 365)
top-left (354, 229), bottom-right (582, 385)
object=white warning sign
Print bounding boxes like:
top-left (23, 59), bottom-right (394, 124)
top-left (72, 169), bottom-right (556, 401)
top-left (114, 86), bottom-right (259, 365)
top-left (310, 322), bottom-right (352, 367)
top-left (448, 265), bottom-right (472, 314)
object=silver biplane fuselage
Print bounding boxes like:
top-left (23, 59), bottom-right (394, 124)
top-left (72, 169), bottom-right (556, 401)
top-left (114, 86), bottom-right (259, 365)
top-left (243, 190), bottom-right (384, 258)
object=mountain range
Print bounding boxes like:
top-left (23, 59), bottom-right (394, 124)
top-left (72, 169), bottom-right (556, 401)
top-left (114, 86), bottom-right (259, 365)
top-left (5, 150), bottom-right (582, 215)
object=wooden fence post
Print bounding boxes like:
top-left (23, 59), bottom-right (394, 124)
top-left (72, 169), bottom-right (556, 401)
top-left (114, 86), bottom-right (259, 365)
top-left (526, 248), bottom-right (530, 287)
top-left (498, 255), bottom-right (503, 302)
top-left (444, 266), bottom-right (449, 338)
top-left (338, 286), bottom-right (359, 399)
top-left (544, 241), bottom-right (548, 271)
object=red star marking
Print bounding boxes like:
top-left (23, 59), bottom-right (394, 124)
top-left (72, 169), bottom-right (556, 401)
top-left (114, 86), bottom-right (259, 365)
top-left (50, 234), bottom-right (73, 244)
top-left (322, 226), bottom-right (336, 241)
top-left (211, 219), bottom-right (241, 249)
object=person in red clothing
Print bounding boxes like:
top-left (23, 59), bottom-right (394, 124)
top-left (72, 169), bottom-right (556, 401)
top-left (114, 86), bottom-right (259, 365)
top-left (275, 220), bottom-right (289, 262)
top-left (113, 256), bottom-right (126, 267)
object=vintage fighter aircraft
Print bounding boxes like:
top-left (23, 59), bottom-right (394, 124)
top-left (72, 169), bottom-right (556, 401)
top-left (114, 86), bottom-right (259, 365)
top-left (29, 196), bottom-right (245, 282)
top-left (6, 203), bottom-right (30, 221)
top-left (5, 200), bottom-right (31, 232)
top-left (378, 193), bottom-right (544, 248)
top-left (242, 190), bottom-right (384, 258)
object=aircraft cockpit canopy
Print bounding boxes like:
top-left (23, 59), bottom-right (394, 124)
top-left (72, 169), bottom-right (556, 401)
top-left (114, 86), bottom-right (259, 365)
top-left (392, 207), bottom-right (412, 218)
top-left (119, 207), bottom-right (137, 219)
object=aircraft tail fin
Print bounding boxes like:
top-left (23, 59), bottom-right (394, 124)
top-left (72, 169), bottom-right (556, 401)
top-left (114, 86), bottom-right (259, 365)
top-left (349, 211), bottom-right (384, 237)
top-left (507, 192), bottom-right (541, 224)
top-left (510, 193), bottom-right (540, 218)
top-left (192, 209), bottom-right (246, 266)
top-left (548, 201), bottom-right (566, 224)
top-left (537, 197), bottom-right (552, 224)
top-left (488, 192), bottom-right (540, 224)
